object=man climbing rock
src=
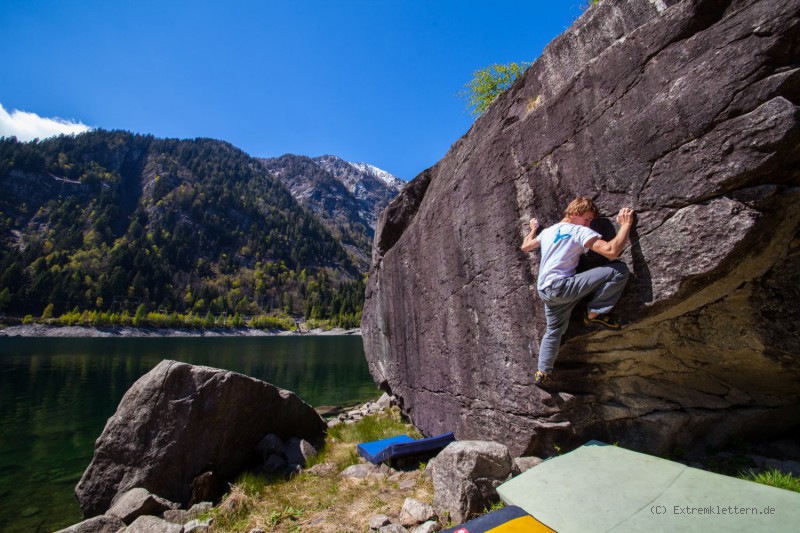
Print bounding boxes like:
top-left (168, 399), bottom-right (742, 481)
top-left (521, 198), bottom-right (634, 386)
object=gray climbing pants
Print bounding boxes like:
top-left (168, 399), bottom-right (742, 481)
top-left (536, 262), bottom-right (630, 373)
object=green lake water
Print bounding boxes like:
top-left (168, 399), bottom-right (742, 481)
top-left (0, 335), bottom-right (377, 533)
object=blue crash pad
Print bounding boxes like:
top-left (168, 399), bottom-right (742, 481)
top-left (357, 432), bottom-right (456, 464)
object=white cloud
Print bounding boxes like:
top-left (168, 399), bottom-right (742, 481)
top-left (0, 103), bottom-right (92, 141)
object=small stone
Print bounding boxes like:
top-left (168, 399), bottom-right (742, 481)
top-left (285, 463), bottom-right (303, 477)
top-left (306, 462), bottom-right (336, 476)
top-left (188, 501), bottom-right (213, 516)
top-left (339, 463), bottom-right (386, 483)
top-left (369, 514), bottom-right (393, 529)
top-left (514, 456), bottom-right (544, 473)
top-left (379, 525), bottom-right (408, 533)
top-left (399, 498), bottom-right (436, 527)
top-left (54, 515), bottom-right (126, 533)
top-left (412, 521), bottom-right (439, 533)
top-left (107, 488), bottom-right (178, 525)
top-left (256, 434), bottom-right (285, 460)
top-left (162, 509), bottom-right (188, 524)
top-left (376, 393), bottom-right (393, 410)
top-left (190, 471), bottom-right (223, 506)
top-left (763, 458), bottom-right (800, 476)
top-left (183, 518), bottom-right (212, 532)
top-left (285, 437), bottom-right (317, 466)
top-left (264, 453), bottom-right (288, 473)
top-left (398, 477), bottom-right (417, 490)
top-left (124, 515), bottom-right (182, 533)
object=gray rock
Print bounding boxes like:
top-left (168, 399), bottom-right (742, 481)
top-left (188, 501), bottom-right (213, 517)
top-left (750, 455), bottom-right (800, 476)
top-left (432, 441), bottom-right (514, 523)
top-left (183, 518), bottom-right (212, 532)
top-left (305, 462), bottom-right (336, 476)
top-left (107, 488), bottom-right (178, 525)
top-left (514, 456), bottom-right (544, 473)
top-left (379, 525), bottom-right (408, 533)
top-left (54, 515), bottom-right (126, 533)
top-left (189, 471), bottom-right (222, 507)
top-left (161, 509), bottom-right (187, 524)
top-left (412, 521), bottom-right (439, 533)
top-left (163, 502), bottom-right (213, 525)
top-left (284, 437), bottom-right (317, 466)
top-left (263, 453), bottom-right (288, 474)
top-left (76, 360), bottom-right (326, 517)
top-left (376, 393), bottom-right (393, 410)
top-left (399, 498), bottom-right (436, 527)
top-left (760, 439), bottom-right (800, 461)
top-left (285, 463), bottom-right (303, 476)
top-left (362, 0), bottom-right (800, 458)
top-left (369, 514), bottom-right (393, 529)
top-left (256, 434), bottom-right (285, 461)
top-left (339, 463), bottom-right (386, 483)
top-left (124, 515), bottom-right (182, 533)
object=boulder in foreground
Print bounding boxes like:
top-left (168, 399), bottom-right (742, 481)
top-left (75, 360), bottom-right (326, 517)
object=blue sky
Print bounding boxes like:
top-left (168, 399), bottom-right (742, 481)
top-left (1, 1), bottom-right (586, 180)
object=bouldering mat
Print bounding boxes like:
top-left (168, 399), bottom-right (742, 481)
top-left (357, 432), bottom-right (455, 464)
top-left (497, 441), bottom-right (800, 532)
top-left (440, 504), bottom-right (555, 532)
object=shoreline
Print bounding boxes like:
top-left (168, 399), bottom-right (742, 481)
top-left (0, 323), bottom-right (362, 338)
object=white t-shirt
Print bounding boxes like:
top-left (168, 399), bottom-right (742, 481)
top-left (536, 222), bottom-right (600, 290)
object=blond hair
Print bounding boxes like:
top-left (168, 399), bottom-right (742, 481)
top-left (564, 197), bottom-right (599, 218)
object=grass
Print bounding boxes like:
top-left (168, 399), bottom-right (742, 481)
top-left (208, 407), bottom-right (431, 532)
top-left (739, 468), bottom-right (800, 493)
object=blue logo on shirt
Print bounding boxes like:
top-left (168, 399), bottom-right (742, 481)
top-left (554, 226), bottom-right (571, 244)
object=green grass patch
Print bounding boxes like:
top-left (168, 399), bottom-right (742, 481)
top-left (327, 406), bottom-right (422, 444)
top-left (210, 407), bottom-right (432, 532)
top-left (740, 468), bottom-right (800, 493)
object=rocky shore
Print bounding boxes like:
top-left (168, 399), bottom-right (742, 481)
top-left (0, 323), bottom-right (361, 337)
top-left (60, 389), bottom-right (800, 533)
top-left (55, 360), bottom-right (800, 533)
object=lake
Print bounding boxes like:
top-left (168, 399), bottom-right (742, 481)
top-left (0, 335), bottom-right (377, 533)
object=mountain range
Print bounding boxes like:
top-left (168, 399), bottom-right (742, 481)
top-left (261, 154), bottom-right (404, 269)
top-left (0, 130), bottom-right (404, 322)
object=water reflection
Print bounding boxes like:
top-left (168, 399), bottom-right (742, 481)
top-left (0, 335), bottom-right (376, 532)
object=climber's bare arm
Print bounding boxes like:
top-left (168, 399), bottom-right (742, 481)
top-left (521, 218), bottom-right (541, 252)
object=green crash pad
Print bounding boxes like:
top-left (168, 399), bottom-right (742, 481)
top-left (497, 441), bottom-right (800, 532)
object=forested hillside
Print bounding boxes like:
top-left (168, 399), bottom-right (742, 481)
top-left (0, 130), bottom-right (371, 326)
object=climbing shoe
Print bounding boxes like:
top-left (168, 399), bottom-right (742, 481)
top-left (534, 370), bottom-right (550, 386)
top-left (583, 313), bottom-right (621, 330)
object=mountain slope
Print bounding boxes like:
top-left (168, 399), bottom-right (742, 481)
top-left (0, 130), bottom-right (363, 321)
top-left (261, 154), bottom-right (404, 270)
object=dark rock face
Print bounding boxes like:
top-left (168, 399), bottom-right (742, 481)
top-left (363, 0), bottom-right (800, 458)
top-left (75, 360), bottom-right (326, 518)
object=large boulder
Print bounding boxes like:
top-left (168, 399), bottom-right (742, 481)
top-left (75, 360), bottom-right (326, 518)
top-left (431, 441), bottom-right (515, 523)
top-left (363, 0), bottom-right (800, 457)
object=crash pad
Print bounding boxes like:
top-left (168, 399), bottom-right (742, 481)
top-left (357, 432), bottom-right (455, 464)
top-left (440, 505), bottom-right (555, 532)
top-left (497, 441), bottom-right (800, 532)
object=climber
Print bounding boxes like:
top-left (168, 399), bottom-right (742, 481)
top-left (520, 197), bottom-right (634, 386)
